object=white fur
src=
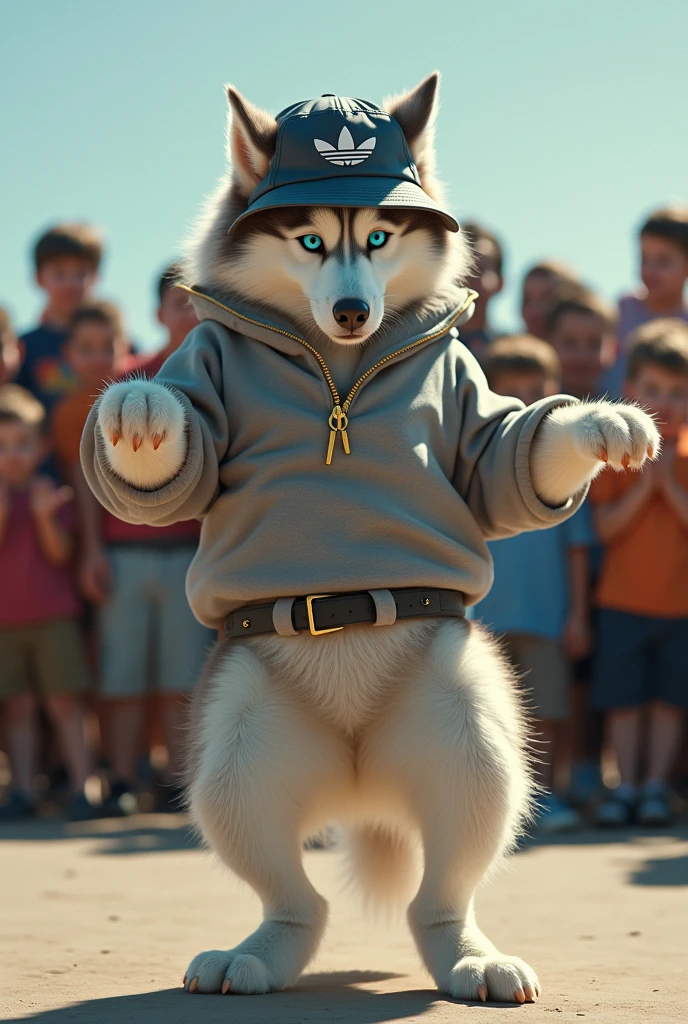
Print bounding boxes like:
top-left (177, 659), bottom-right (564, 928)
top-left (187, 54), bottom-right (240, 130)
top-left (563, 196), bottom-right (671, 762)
top-left (185, 621), bottom-right (540, 1001)
top-left (97, 379), bottom-right (187, 490)
top-left (188, 204), bottom-right (470, 346)
top-left (177, 394), bottom-right (658, 1003)
top-left (383, 72), bottom-right (443, 203)
top-left (531, 400), bottom-right (660, 506)
top-left (181, 74), bottom-right (470, 345)
top-left (127, 77), bottom-right (654, 1005)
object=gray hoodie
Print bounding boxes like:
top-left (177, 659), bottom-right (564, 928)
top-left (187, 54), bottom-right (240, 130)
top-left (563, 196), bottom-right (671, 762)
top-left (81, 289), bottom-right (583, 629)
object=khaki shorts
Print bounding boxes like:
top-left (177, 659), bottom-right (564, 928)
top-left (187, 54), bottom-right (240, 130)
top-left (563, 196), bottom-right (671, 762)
top-left (502, 633), bottom-right (571, 721)
top-left (99, 546), bottom-right (212, 698)
top-left (0, 618), bottom-right (91, 701)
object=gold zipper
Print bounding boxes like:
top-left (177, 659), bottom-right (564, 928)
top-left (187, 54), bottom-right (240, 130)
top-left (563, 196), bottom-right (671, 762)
top-left (180, 286), bottom-right (477, 465)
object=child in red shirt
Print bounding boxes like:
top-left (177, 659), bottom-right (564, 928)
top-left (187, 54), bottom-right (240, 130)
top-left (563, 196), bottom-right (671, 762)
top-left (0, 386), bottom-right (92, 820)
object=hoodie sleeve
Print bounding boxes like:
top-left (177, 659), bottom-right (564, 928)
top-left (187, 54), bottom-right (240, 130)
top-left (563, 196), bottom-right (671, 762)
top-left (80, 320), bottom-right (229, 527)
top-left (452, 349), bottom-right (586, 540)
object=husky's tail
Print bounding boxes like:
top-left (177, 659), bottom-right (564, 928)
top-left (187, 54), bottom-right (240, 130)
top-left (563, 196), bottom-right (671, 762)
top-left (342, 824), bottom-right (419, 911)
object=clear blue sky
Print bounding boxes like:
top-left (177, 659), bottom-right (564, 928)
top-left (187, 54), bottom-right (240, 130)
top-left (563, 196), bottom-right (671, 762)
top-left (1, 0), bottom-right (686, 348)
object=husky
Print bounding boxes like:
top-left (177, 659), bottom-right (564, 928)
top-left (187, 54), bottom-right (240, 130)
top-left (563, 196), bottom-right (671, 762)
top-left (83, 73), bottom-right (658, 1004)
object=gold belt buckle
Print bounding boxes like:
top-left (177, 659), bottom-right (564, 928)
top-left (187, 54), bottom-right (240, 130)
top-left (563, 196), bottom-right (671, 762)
top-left (306, 594), bottom-right (344, 636)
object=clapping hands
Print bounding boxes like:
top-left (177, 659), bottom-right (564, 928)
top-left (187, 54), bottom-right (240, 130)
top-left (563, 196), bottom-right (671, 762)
top-left (29, 476), bottom-right (74, 521)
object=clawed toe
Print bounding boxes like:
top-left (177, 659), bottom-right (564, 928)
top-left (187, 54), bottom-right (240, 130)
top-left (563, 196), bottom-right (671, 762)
top-left (447, 953), bottom-right (541, 1004)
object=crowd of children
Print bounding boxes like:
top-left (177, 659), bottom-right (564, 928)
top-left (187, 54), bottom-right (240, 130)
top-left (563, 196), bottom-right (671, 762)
top-left (0, 225), bottom-right (208, 820)
top-left (1, 206), bottom-right (688, 831)
top-left (466, 207), bottom-right (688, 832)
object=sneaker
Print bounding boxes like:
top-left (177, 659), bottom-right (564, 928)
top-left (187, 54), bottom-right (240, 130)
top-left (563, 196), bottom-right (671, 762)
top-left (535, 793), bottom-right (582, 834)
top-left (567, 761), bottom-right (603, 809)
top-left (100, 780), bottom-right (138, 818)
top-left (66, 792), bottom-right (97, 822)
top-left (595, 785), bottom-right (636, 827)
top-left (636, 781), bottom-right (672, 827)
top-left (0, 791), bottom-right (37, 821)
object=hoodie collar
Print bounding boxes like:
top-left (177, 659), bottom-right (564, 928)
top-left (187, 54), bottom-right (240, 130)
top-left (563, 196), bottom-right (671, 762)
top-left (180, 284), bottom-right (478, 373)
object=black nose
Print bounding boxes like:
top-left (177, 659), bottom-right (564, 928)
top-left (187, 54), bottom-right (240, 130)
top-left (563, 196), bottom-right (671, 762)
top-left (332, 298), bottom-right (370, 333)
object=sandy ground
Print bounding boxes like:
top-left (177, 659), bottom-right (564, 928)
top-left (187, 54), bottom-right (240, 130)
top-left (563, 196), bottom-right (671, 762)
top-left (2, 815), bottom-right (687, 1022)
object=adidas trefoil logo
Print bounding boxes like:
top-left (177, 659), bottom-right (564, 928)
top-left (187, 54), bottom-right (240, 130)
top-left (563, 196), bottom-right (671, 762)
top-left (314, 126), bottom-right (376, 166)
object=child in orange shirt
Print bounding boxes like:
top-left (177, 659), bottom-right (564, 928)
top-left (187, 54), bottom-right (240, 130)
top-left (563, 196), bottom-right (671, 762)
top-left (590, 319), bottom-right (688, 826)
top-left (54, 284), bottom-right (206, 815)
top-left (52, 300), bottom-right (124, 600)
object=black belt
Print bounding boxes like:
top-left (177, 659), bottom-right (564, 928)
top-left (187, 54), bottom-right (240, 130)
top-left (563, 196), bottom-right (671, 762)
top-left (224, 587), bottom-right (465, 639)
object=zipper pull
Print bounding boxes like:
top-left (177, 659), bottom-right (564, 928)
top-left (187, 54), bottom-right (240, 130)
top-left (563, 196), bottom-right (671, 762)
top-left (326, 405), bottom-right (351, 465)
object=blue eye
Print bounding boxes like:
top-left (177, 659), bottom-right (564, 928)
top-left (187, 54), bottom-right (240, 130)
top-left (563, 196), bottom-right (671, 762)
top-left (300, 234), bottom-right (323, 252)
top-left (368, 230), bottom-right (388, 249)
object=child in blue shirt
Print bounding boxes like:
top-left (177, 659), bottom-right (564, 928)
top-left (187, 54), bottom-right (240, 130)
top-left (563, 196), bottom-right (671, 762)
top-left (16, 224), bottom-right (103, 415)
top-left (474, 335), bottom-right (595, 833)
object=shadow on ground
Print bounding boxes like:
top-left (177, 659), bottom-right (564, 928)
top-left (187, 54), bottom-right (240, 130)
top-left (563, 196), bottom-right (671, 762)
top-left (516, 822), bottom-right (688, 886)
top-left (0, 815), bottom-right (200, 855)
top-left (11, 970), bottom-right (521, 1022)
top-left (628, 851), bottom-right (688, 886)
top-left (518, 821), bottom-right (688, 850)
top-left (2, 817), bottom-right (688, 883)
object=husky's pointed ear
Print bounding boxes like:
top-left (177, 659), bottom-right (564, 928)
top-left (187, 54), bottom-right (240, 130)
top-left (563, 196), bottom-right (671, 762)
top-left (385, 72), bottom-right (440, 188)
top-left (226, 85), bottom-right (278, 197)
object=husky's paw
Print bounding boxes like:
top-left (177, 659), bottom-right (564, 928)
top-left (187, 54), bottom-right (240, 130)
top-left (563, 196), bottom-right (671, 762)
top-left (97, 379), bottom-right (186, 489)
top-left (445, 953), bottom-right (540, 1004)
top-left (565, 401), bottom-right (659, 471)
top-left (532, 400), bottom-right (660, 506)
top-left (184, 950), bottom-right (270, 995)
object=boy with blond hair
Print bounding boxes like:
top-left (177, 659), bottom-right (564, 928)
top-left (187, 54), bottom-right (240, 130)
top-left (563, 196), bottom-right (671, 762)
top-left (591, 319), bottom-right (688, 826)
top-left (0, 386), bottom-right (92, 820)
top-left (475, 335), bottom-right (594, 832)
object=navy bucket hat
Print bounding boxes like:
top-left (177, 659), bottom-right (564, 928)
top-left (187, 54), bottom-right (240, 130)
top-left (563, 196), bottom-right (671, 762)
top-left (229, 94), bottom-right (459, 234)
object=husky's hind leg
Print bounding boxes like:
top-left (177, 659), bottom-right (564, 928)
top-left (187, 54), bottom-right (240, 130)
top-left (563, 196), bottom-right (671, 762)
top-left (361, 620), bottom-right (540, 1003)
top-left (184, 642), bottom-right (352, 994)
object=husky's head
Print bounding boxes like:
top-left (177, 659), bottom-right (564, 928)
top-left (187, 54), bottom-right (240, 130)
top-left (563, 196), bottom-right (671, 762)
top-left (185, 74), bottom-right (471, 346)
